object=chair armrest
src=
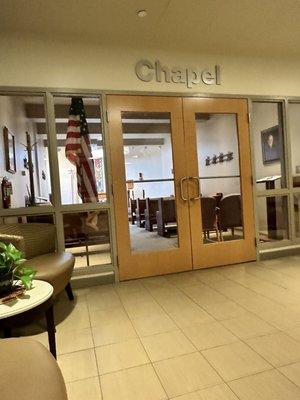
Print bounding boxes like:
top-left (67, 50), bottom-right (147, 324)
top-left (0, 338), bottom-right (67, 400)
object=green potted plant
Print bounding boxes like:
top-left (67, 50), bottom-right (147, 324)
top-left (0, 241), bottom-right (36, 295)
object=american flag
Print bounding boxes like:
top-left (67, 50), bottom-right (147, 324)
top-left (65, 97), bottom-right (98, 203)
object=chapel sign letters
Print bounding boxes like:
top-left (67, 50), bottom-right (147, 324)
top-left (135, 59), bottom-right (221, 89)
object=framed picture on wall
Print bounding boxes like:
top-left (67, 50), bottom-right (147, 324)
top-left (3, 126), bottom-right (16, 173)
top-left (261, 125), bottom-right (280, 164)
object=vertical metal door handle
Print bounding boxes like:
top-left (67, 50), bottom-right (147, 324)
top-left (190, 176), bottom-right (201, 200)
top-left (179, 177), bottom-right (189, 201)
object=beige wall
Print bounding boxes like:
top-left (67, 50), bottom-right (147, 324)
top-left (1, 33), bottom-right (300, 96)
top-left (0, 33), bottom-right (295, 241)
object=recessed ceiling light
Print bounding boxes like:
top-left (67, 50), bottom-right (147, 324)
top-left (137, 9), bottom-right (147, 18)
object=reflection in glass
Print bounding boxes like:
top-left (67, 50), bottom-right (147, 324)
top-left (0, 95), bottom-right (51, 208)
top-left (54, 97), bottom-right (106, 205)
top-left (122, 112), bottom-right (178, 252)
top-left (196, 113), bottom-right (244, 243)
top-left (288, 103), bottom-right (300, 188)
top-left (63, 211), bottom-right (111, 269)
top-left (257, 196), bottom-right (289, 242)
top-left (294, 194), bottom-right (300, 238)
top-left (0, 215), bottom-right (55, 258)
top-left (251, 102), bottom-right (285, 191)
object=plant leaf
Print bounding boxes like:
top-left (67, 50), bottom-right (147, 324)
top-left (14, 258), bottom-right (27, 266)
top-left (19, 275), bottom-right (32, 290)
top-left (7, 243), bottom-right (16, 252)
top-left (1, 242), bottom-right (34, 289)
top-left (13, 265), bottom-right (36, 289)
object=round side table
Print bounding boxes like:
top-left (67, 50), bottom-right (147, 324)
top-left (0, 280), bottom-right (57, 358)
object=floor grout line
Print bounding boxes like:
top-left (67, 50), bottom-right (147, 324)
top-left (142, 274), bottom-right (300, 386)
top-left (167, 276), bottom-right (293, 379)
top-left (83, 266), bottom-right (300, 397)
top-left (274, 364), bottom-right (300, 389)
top-left (112, 284), bottom-right (171, 400)
top-left (86, 291), bottom-right (105, 400)
top-left (18, 258), bottom-right (300, 399)
top-left (139, 279), bottom-right (230, 393)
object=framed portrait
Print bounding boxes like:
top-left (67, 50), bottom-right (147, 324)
top-left (261, 125), bottom-right (281, 164)
top-left (3, 126), bottom-right (16, 173)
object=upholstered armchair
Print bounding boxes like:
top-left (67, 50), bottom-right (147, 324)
top-left (0, 338), bottom-right (67, 400)
top-left (0, 222), bottom-right (75, 299)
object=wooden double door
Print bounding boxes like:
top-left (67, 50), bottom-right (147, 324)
top-left (107, 95), bottom-right (256, 280)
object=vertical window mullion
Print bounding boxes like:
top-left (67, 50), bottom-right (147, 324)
top-left (45, 92), bottom-right (62, 208)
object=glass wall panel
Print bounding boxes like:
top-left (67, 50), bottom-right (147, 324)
top-left (63, 211), bottom-right (111, 269)
top-left (0, 214), bottom-right (55, 258)
top-left (294, 194), bottom-right (300, 238)
top-left (54, 97), bottom-right (106, 205)
top-left (122, 111), bottom-right (178, 252)
top-left (257, 196), bottom-right (289, 243)
top-left (252, 102), bottom-right (286, 191)
top-left (0, 95), bottom-right (52, 208)
top-left (196, 113), bottom-right (244, 243)
top-left (287, 103), bottom-right (300, 188)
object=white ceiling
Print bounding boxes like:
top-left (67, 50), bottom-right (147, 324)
top-left (1, 0), bottom-right (300, 57)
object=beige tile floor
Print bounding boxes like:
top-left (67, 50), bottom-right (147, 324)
top-left (12, 255), bottom-right (300, 399)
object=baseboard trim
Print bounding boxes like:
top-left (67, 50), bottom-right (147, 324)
top-left (71, 271), bottom-right (115, 289)
top-left (260, 244), bottom-right (300, 260)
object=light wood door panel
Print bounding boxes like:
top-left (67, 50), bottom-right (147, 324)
top-left (107, 95), bottom-right (193, 280)
top-left (183, 97), bottom-right (256, 268)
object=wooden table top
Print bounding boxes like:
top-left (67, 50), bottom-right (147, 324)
top-left (0, 280), bottom-right (53, 320)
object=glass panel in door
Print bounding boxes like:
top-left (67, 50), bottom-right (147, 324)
top-left (121, 111), bottom-right (178, 252)
top-left (195, 113), bottom-right (244, 243)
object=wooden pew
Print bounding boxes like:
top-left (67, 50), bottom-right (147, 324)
top-left (136, 198), bottom-right (146, 227)
top-left (145, 198), bottom-right (159, 231)
top-left (201, 196), bottom-right (219, 241)
top-left (129, 199), bottom-right (137, 225)
top-left (156, 198), bottom-right (177, 237)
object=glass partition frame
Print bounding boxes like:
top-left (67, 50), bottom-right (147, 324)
top-left (286, 100), bottom-right (300, 245)
top-left (1, 87), bottom-right (300, 278)
top-left (0, 90), bottom-right (115, 278)
top-left (249, 99), bottom-right (293, 249)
